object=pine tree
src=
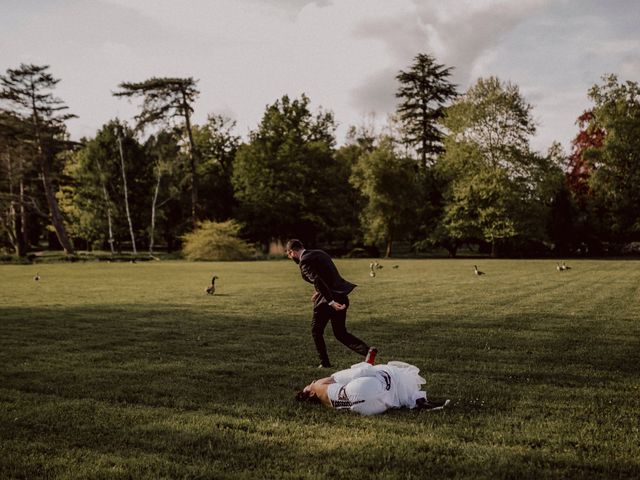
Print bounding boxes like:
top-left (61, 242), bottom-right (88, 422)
top-left (395, 53), bottom-right (457, 168)
top-left (114, 77), bottom-right (200, 225)
top-left (0, 64), bottom-right (76, 254)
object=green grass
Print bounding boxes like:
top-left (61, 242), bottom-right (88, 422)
top-left (1, 259), bottom-right (639, 479)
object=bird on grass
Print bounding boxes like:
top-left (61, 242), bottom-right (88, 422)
top-left (474, 265), bottom-right (485, 276)
top-left (561, 261), bottom-right (571, 270)
top-left (205, 275), bottom-right (219, 294)
top-left (392, 265), bottom-right (399, 269)
top-left (556, 262), bottom-right (562, 272)
top-left (33, 272), bottom-right (40, 281)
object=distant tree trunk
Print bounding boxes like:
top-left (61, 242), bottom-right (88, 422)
top-left (6, 156), bottom-right (26, 256)
top-left (385, 237), bottom-right (393, 258)
top-left (182, 95), bottom-right (198, 226)
top-left (117, 133), bottom-right (137, 255)
top-left (40, 154), bottom-right (74, 254)
top-left (149, 167), bottom-right (161, 255)
top-left (94, 157), bottom-right (115, 254)
top-left (445, 242), bottom-right (458, 258)
top-left (30, 95), bottom-right (74, 255)
top-left (491, 241), bottom-right (498, 258)
top-left (19, 168), bottom-right (29, 252)
top-left (102, 183), bottom-right (115, 254)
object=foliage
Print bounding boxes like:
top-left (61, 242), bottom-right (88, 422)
top-left (181, 219), bottom-right (254, 260)
top-left (437, 77), bottom-right (548, 256)
top-left (350, 137), bottom-right (420, 257)
top-left (1, 260), bottom-right (639, 478)
top-left (192, 114), bottom-right (240, 221)
top-left (0, 63), bottom-right (76, 254)
top-left (232, 94), bottom-right (352, 247)
top-left (585, 74), bottom-right (640, 241)
top-left (114, 77), bottom-right (201, 223)
top-left (59, 120), bottom-right (153, 251)
top-left (395, 53), bottom-right (458, 167)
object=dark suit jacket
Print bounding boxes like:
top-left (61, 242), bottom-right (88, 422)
top-left (299, 249), bottom-right (357, 306)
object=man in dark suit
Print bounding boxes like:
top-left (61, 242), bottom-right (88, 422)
top-left (286, 239), bottom-right (370, 368)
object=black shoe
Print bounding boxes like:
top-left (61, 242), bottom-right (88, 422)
top-left (318, 363), bottom-right (332, 369)
top-left (415, 398), bottom-right (450, 411)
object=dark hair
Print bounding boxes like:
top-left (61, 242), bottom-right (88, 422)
top-left (295, 389), bottom-right (321, 404)
top-left (286, 239), bottom-right (304, 251)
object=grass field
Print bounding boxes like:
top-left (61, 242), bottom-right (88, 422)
top-left (1, 259), bottom-right (639, 479)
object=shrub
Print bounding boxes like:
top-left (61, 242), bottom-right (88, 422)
top-left (182, 220), bottom-right (254, 261)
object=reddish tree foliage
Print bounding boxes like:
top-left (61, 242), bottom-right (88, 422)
top-left (566, 111), bottom-right (605, 201)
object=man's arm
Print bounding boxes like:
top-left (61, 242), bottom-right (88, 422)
top-left (300, 258), bottom-right (346, 310)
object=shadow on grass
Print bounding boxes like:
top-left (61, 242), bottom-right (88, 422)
top-left (2, 304), bottom-right (639, 478)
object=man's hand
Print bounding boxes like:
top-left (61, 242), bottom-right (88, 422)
top-left (311, 292), bottom-right (320, 302)
top-left (330, 302), bottom-right (346, 311)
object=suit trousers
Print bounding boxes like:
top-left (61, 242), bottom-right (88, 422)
top-left (311, 296), bottom-right (369, 366)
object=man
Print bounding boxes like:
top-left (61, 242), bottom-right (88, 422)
top-left (295, 360), bottom-right (450, 415)
top-left (286, 239), bottom-right (370, 368)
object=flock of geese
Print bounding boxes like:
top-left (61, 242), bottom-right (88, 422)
top-left (30, 260), bottom-right (573, 295)
top-left (369, 261), bottom-right (400, 277)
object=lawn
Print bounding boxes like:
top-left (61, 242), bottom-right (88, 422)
top-left (1, 259), bottom-right (639, 479)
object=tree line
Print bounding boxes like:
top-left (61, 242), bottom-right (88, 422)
top-left (1, 54), bottom-right (640, 258)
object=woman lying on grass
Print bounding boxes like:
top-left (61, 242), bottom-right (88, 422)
top-left (296, 361), bottom-right (450, 415)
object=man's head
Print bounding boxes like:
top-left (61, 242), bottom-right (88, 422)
top-left (285, 239), bottom-right (304, 263)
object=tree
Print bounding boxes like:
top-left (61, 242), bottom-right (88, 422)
top-left (567, 111), bottom-right (604, 202)
top-left (0, 64), bottom-right (76, 254)
top-left (144, 129), bottom-right (181, 255)
top-left (437, 77), bottom-right (544, 257)
top-left (584, 74), bottom-right (640, 243)
top-left (232, 94), bottom-right (345, 248)
top-left (0, 111), bottom-right (31, 255)
top-left (114, 77), bottom-right (201, 224)
top-left (193, 114), bottom-right (240, 222)
top-left (395, 53), bottom-right (458, 167)
top-left (60, 121), bottom-right (152, 252)
top-left (350, 137), bottom-right (420, 257)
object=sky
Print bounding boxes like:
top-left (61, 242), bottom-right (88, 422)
top-left (2, 0), bottom-right (639, 153)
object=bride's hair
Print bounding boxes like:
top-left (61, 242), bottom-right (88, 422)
top-left (295, 389), bottom-right (321, 404)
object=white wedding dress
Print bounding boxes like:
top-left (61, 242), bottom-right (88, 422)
top-left (326, 361), bottom-right (427, 415)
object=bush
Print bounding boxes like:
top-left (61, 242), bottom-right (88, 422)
top-left (182, 220), bottom-right (255, 261)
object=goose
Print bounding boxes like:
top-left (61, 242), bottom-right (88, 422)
top-left (369, 270), bottom-right (376, 278)
top-left (392, 265), bottom-right (399, 269)
top-left (556, 262), bottom-right (563, 272)
top-left (205, 275), bottom-right (219, 294)
top-left (33, 272), bottom-right (40, 281)
top-left (474, 265), bottom-right (485, 276)
top-left (561, 261), bottom-right (571, 270)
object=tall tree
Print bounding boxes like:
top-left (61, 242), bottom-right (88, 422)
top-left (114, 77), bottom-right (200, 224)
top-left (0, 64), bottom-right (76, 254)
top-left (0, 111), bottom-right (30, 255)
top-left (144, 129), bottom-right (181, 255)
top-left (350, 137), bottom-right (420, 257)
top-left (60, 121), bottom-right (151, 252)
top-left (567, 111), bottom-right (604, 202)
top-left (585, 75), bottom-right (640, 243)
top-left (232, 94), bottom-right (343, 247)
top-left (116, 126), bottom-right (137, 254)
top-left (437, 76), bottom-right (543, 257)
top-left (395, 53), bottom-right (457, 167)
top-left (193, 114), bottom-right (240, 222)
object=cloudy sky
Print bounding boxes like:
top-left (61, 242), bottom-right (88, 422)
top-left (2, 0), bottom-right (639, 153)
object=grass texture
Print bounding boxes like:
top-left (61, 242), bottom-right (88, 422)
top-left (1, 259), bottom-right (639, 479)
